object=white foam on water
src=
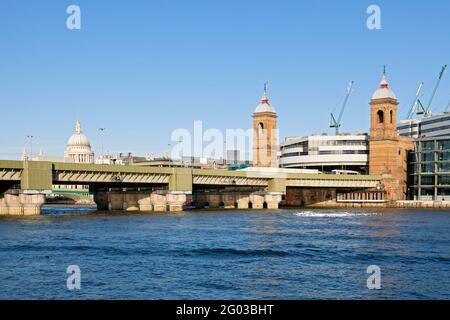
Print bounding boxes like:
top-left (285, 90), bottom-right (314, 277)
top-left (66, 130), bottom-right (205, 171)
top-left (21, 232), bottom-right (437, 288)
top-left (294, 211), bottom-right (378, 218)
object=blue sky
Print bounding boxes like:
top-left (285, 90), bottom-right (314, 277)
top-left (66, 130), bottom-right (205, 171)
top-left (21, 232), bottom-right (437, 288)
top-left (1, 0), bottom-right (449, 159)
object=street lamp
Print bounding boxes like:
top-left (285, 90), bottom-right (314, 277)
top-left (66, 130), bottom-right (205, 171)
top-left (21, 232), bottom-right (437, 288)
top-left (26, 135), bottom-right (34, 160)
top-left (166, 143), bottom-right (171, 160)
top-left (179, 137), bottom-right (184, 165)
top-left (98, 128), bottom-right (106, 159)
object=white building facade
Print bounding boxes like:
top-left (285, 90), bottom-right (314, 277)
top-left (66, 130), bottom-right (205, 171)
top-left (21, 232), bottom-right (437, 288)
top-left (279, 134), bottom-right (369, 173)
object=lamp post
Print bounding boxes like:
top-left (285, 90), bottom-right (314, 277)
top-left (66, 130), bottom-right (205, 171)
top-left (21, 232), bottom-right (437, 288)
top-left (179, 137), bottom-right (184, 165)
top-left (166, 143), bottom-right (171, 161)
top-left (98, 128), bottom-right (106, 160)
top-left (26, 135), bottom-right (34, 160)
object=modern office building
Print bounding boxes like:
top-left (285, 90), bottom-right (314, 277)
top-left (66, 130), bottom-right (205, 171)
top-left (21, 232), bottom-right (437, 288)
top-left (398, 112), bottom-right (450, 138)
top-left (397, 113), bottom-right (450, 200)
top-left (408, 137), bottom-right (450, 200)
top-left (279, 133), bottom-right (369, 173)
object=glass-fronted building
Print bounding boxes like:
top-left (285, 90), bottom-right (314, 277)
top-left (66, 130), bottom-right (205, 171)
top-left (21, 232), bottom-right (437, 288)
top-left (397, 112), bottom-right (450, 200)
top-left (409, 137), bottom-right (450, 200)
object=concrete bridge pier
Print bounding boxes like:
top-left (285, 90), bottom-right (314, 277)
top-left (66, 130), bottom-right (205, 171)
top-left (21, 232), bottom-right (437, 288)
top-left (0, 190), bottom-right (46, 216)
top-left (236, 194), bottom-right (250, 209)
top-left (151, 192), bottom-right (168, 212)
top-left (138, 195), bottom-right (153, 212)
top-left (94, 191), bottom-right (109, 211)
top-left (206, 194), bottom-right (222, 208)
top-left (222, 192), bottom-right (236, 209)
top-left (264, 193), bottom-right (283, 209)
top-left (124, 192), bottom-right (141, 212)
top-left (249, 193), bottom-right (265, 209)
top-left (166, 192), bottom-right (188, 212)
top-left (109, 192), bottom-right (125, 211)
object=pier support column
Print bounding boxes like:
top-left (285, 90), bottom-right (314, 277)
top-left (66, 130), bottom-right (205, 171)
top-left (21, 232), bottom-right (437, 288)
top-left (4, 193), bottom-right (23, 215)
top-left (264, 193), bottom-right (283, 209)
top-left (138, 195), bottom-right (153, 212)
top-left (151, 193), bottom-right (167, 212)
top-left (206, 194), bottom-right (222, 208)
top-left (94, 191), bottom-right (109, 211)
top-left (0, 190), bottom-right (47, 216)
top-left (194, 193), bottom-right (208, 209)
top-left (236, 193), bottom-right (250, 209)
top-left (222, 193), bottom-right (236, 209)
top-left (20, 193), bottom-right (46, 215)
top-left (166, 192), bottom-right (188, 213)
top-left (109, 192), bottom-right (125, 211)
top-left (124, 193), bottom-right (140, 212)
top-left (250, 193), bottom-right (265, 209)
top-left (0, 197), bottom-right (8, 215)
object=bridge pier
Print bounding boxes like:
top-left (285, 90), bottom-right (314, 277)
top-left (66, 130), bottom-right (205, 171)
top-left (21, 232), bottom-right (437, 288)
top-left (93, 191), bottom-right (109, 211)
top-left (264, 193), bottom-right (283, 209)
top-left (151, 192), bottom-right (168, 212)
top-left (249, 193), bottom-right (265, 209)
top-left (236, 194), bottom-right (250, 209)
top-left (0, 190), bottom-right (46, 216)
top-left (124, 193), bottom-right (140, 212)
top-left (138, 195), bottom-right (153, 212)
top-left (222, 192), bottom-right (236, 209)
top-left (206, 194), bottom-right (222, 208)
top-left (109, 192), bottom-right (125, 211)
top-left (166, 192), bottom-right (187, 212)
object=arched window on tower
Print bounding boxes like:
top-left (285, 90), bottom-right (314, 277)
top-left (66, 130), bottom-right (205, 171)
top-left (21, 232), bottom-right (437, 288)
top-left (390, 110), bottom-right (393, 124)
top-left (258, 122), bottom-right (265, 135)
top-left (377, 110), bottom-right (384, 124)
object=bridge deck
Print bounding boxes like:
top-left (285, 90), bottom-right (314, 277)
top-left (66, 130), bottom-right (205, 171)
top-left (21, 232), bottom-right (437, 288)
top-left (0, 160), bottom-right (381, 190)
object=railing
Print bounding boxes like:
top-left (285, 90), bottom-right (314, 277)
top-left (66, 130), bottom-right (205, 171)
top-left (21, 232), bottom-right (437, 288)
top-left (337, 191), bottom-right (386, 203)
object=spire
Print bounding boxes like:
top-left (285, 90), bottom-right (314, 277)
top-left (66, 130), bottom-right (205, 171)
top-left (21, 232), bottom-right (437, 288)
top-left (380, 65), bottom-right (389, 89)
top-left (75, 119), bottom-right (82, 134)
top-left (261, 81), bottom-right (269, 104)
top-left (21, 148), bottom-right (29, 161)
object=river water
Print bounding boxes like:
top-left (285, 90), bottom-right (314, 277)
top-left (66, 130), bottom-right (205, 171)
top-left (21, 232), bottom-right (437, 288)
top-left (0, 206), bottom-right (449, 300)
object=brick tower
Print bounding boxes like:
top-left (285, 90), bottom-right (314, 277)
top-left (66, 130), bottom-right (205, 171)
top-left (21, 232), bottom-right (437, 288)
top-left (369, 71), bottom-right (414, 200)
top-left (252, 83), bottom-right (278, 168)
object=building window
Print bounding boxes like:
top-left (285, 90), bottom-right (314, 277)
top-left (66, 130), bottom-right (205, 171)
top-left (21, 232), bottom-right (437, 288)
top-left (421, 163), bottom-right (435, 173)
top-left (377, 110), bottom-right (384, 124)
top-left (421, 175), bottom-right (435, 186)
top-left (438, 175), bottom-right (450, 185)
top-left (422, 141), bottom-right (435, 151)
top-left (258, 122), bottom-right (264, 134)
top-left (390, 110), bottom-right (393, 124)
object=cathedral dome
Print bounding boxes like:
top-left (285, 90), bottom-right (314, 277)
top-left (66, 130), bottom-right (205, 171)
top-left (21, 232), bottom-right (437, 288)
top-left (67, 120), bottom-right (91, 147)
top-left (372, 74), bottom-right (397, 100)
top-left (65, 120), bottom-right (94, 163)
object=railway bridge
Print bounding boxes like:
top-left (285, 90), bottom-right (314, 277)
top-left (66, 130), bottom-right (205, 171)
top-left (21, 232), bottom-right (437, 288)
top-left (0, 160), bottom-right (385, 215)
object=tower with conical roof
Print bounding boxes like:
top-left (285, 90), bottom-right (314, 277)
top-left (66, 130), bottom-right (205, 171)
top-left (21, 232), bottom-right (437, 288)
top-left (252, 82), bottom-right (278, 168)
top-left (369, 69), bottom-right (414, 200)
top-left (370, 70), bottom-right (398, 140)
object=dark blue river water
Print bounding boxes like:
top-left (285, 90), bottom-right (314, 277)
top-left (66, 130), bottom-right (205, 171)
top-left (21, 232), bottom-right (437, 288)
top-left (0, 206), bottom-right (449, 300)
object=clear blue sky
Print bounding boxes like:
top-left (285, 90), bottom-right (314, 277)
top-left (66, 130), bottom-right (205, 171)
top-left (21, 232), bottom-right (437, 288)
top-left (1, 0), bottom-right (449, 159)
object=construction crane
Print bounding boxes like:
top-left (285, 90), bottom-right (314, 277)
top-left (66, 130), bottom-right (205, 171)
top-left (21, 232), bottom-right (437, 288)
top-left (406, 82), bottom-right (425, 119)
top-left (445, 99), bottom-right (450, 113)
top-left (422, 64), bottom-right (447, 116)
top-left (330, 81), bottom-right (354, 135)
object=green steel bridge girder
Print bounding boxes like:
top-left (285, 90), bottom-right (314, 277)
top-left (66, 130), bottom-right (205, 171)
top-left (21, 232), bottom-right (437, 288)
top-left (0, 160), bottom-right (382, 192)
